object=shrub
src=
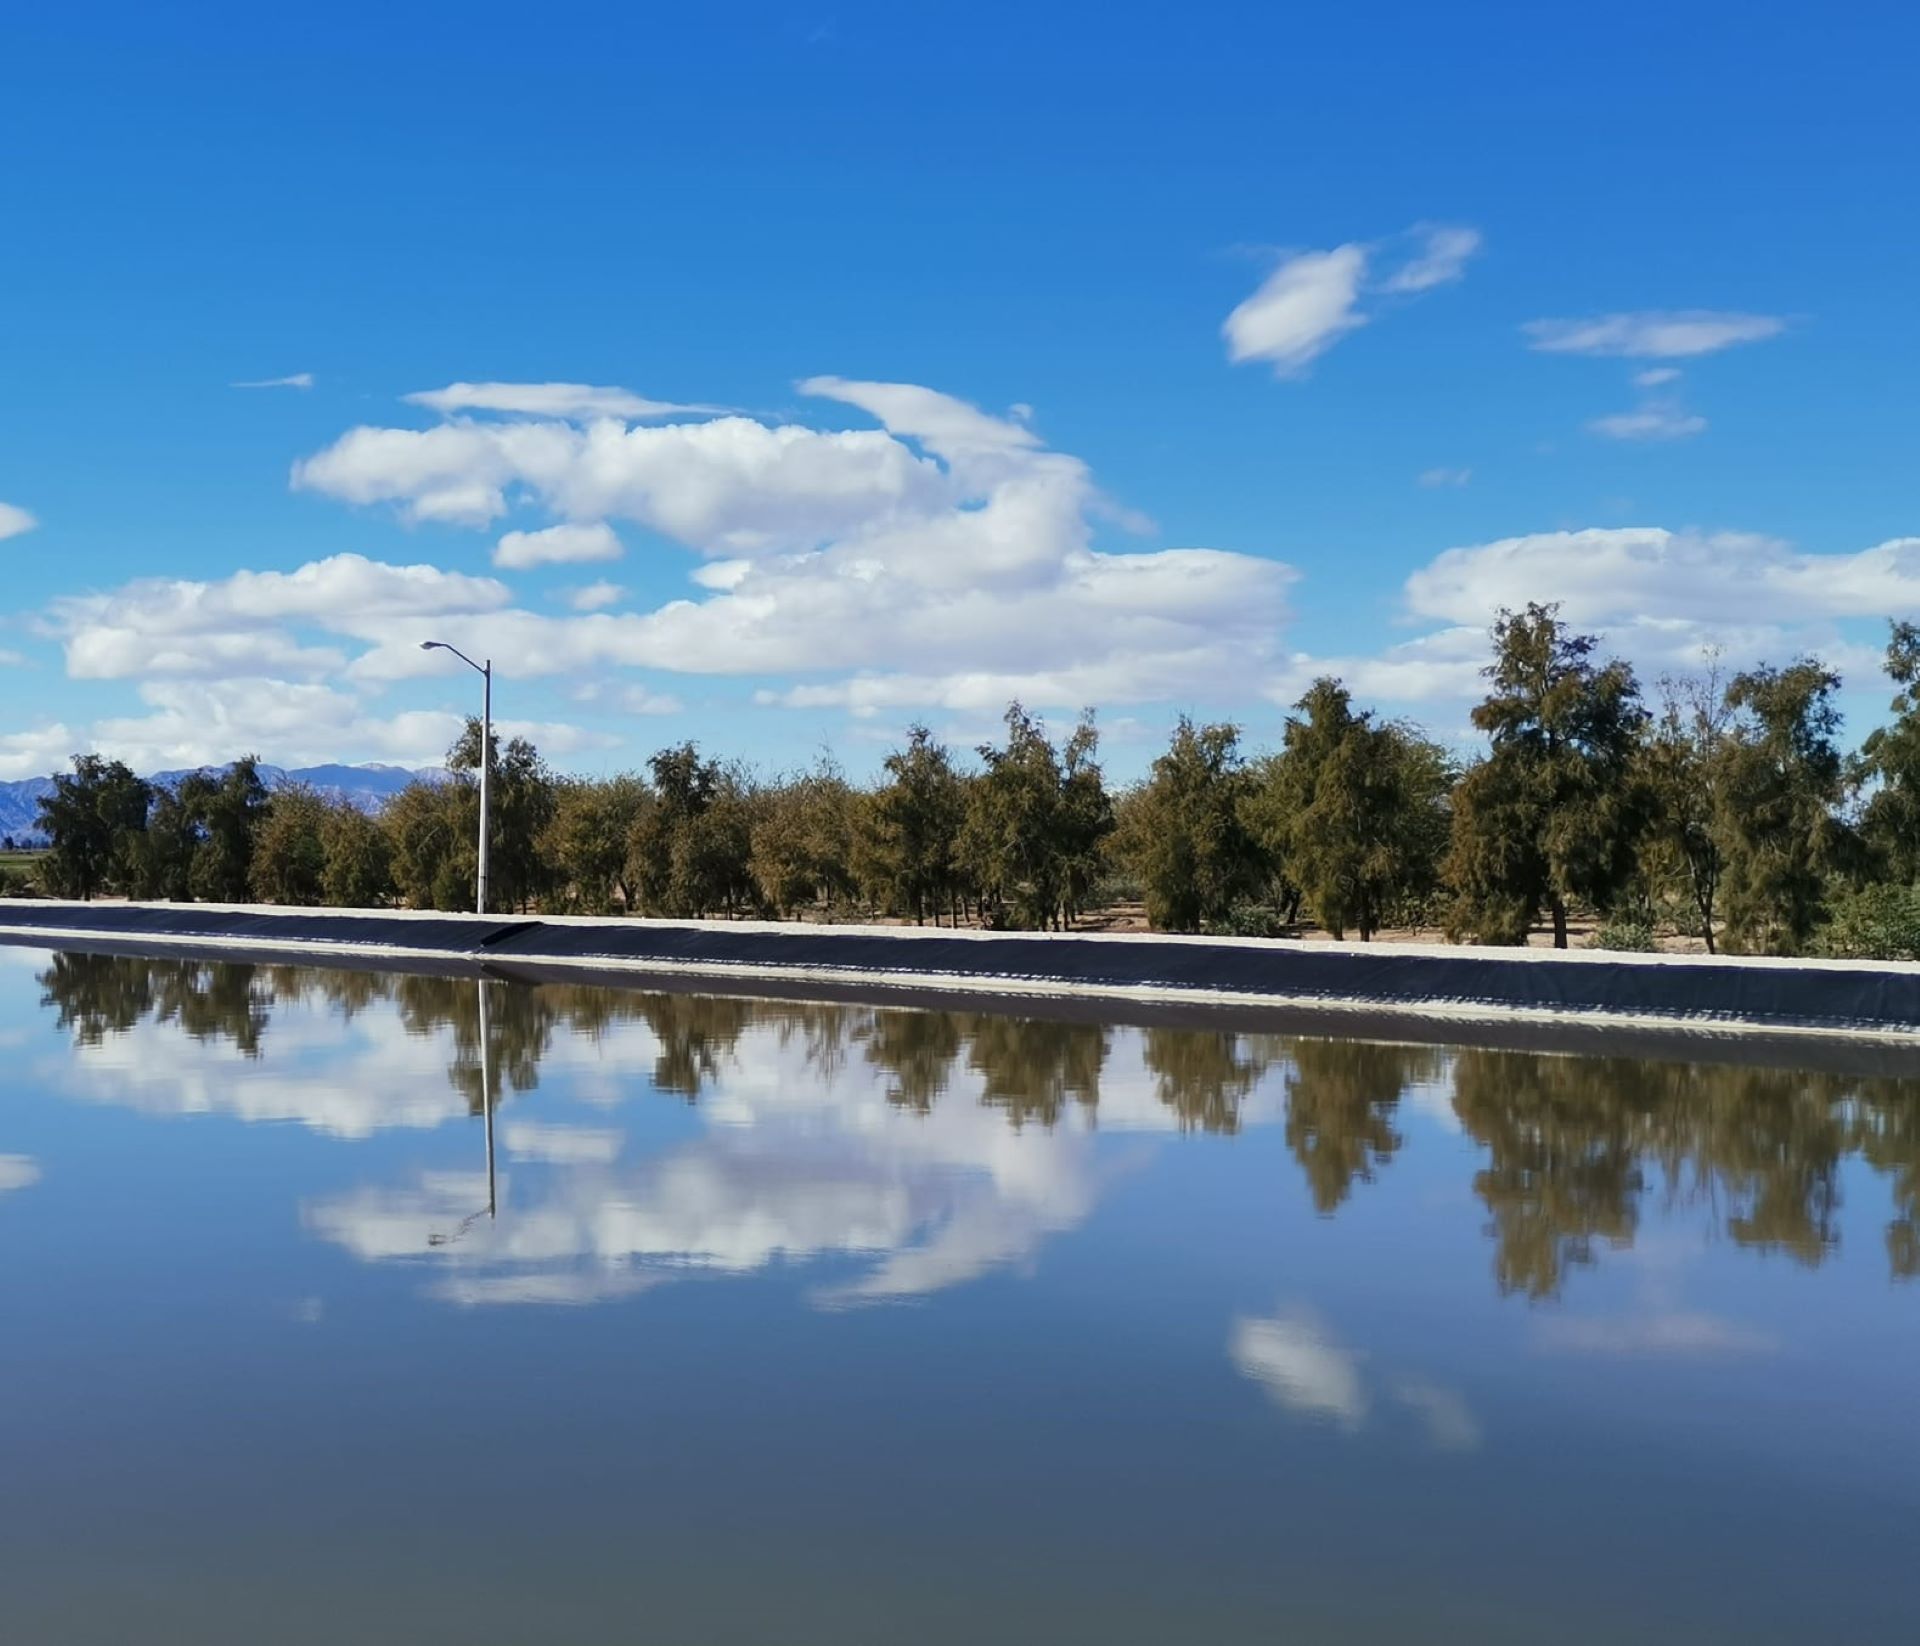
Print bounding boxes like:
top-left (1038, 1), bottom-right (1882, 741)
top-left (1203, 900), bottom-right (1283, 939)
top-left (1587, 916), bottom-right (1657, 952)
top-left (1817, 884), bottom-right (1920, 962)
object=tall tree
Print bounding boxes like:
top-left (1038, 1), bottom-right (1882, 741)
top-left (1268, 679), bottom-right (1452, 940)
top-left (960, 704), bottom-right (1110, 930)
top-left (1117, 717), bottom-right (1260, 932)
top-left (449, 718), bottom-right (557, 913)
top-left (1640, 658), bottom-right (1733, 951)
top-left (249, 781), bottom-right (328, 905)
top-left (35, 755), bottom-right (151, 900)
top-left (540, 775), bottom-right (650, 913)
top-left (1715, 659), bottom-right (1853, 954)
top-left (178, 757), bottom-right (270, 903)
top-left (862, 724), bottom-right (966, 924)
top-left (1859, 620), bottom-right (1920, 881)
top-left (320, 801), bottom-right (394, 907)
top-left (1446, 604), bottom-right (1648, 947)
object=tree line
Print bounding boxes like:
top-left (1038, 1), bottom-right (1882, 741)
top-left (26, 604), bottom-right (1920, 958)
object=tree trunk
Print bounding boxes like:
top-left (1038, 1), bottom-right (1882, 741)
top-left (1550, 895), bottom-right (1568, 949)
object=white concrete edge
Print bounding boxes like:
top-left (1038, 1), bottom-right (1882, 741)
top-left (4, 916), bottom-right (1918, 1046)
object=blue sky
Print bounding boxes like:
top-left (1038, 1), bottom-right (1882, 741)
top-left (3, 1), bottom-right (1917, 780)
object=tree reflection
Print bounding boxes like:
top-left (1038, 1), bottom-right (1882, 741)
top-left (32, 950), bottom-right (1920, 1288)
top-left (1284, 1040), bottom-right (1441, 1212)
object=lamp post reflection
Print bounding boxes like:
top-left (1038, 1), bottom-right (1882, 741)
top-left (429, 975), bottom-right (497, 1246)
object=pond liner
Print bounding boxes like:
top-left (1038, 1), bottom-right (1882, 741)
top-left (2, 900), bottom-right (1920, 1039)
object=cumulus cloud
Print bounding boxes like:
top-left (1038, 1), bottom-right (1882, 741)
top-left (1588, 401), bottom-right (1707, 441)
top-left (1633, 367), bottom-right (1682, 388)
top-left (231, 372), bottom-right (314, 390)
top-left (50, 554), bottom-right (509, 681)
top-left (566, 580), bottom-right (626, 612)
top-left (295, 379), bottom-right (1293, 716)
top-left (0, 723), bottom-right (79, 782)
top-left (1223, 245), bottom-right (1370, 376)
top-left (494, 521), bottom-right (623, 569)
top-left (1523, 310), bottom-right (1785, 358)
top-left (0, 501), bottom-right (38, 540)
top-left (404, 381), bottom-right (717, 420)
top-left (0, 1154), bottom-right (41, 1194)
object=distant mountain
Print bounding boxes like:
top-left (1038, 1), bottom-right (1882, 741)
top-left (0, 761), bottom-right (441, 847)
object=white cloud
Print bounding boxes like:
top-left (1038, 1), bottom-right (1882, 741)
top-left (404, 381), bottom-right (716, 420)
top-left (1633, 367), bottom-right (1682, 388)
top-left (1588, 401), bottom-right (1707, 441)
top-left (1387, 1375), bottom-right (1482, 1450)
top-left (1418, 466), bottom-right (1472, 488)
top-left (1523, 310), bottom-right (1785, 359)
top-left (1223, 245), bottom-right (1369, 377)
top-left (0, 1154), bottom-right (41, 1194)
top-left (566, 580), bottom-right (626, 612)
top-left (231, 372), bottom-right (314, 390)
top-left (494, 521), bottom-right (623, 569)
top-left (0, 723), bottom-right (80, 782)
top-left (82, 678), bottom-right (603, 771)
top-left (503, 1122), bottom-right (623, 1166)
top-left (616, 685), bottom-right (684, 715)
top-left (1230, 1310), bottom-right (1368, 1427)
top-left (295, 381), bottom-right (1292, 716)
top-left (1379, 224), bottom-right (1482, 294)
top-left (1404, 528), bottom-right (1920, 630)
top-left (0, 501), bottom-right (38, 541)
top-left (51, 554), bottom-right (509, 682)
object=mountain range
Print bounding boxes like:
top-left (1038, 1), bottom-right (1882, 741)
top-left (0, 762), bottom-right (439, 847)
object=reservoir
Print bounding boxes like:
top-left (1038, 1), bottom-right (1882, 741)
top-left (2, 945), bottom-right (1915, 1643)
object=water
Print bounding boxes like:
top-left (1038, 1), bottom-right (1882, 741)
top-left (2, 944), bottom-right (1916, 1644)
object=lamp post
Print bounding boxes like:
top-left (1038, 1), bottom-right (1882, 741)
top-left (421, 640), bottom-right (491, 915)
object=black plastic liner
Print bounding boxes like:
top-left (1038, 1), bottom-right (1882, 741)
top-left (3, 902), bottom-right (1919, 1033)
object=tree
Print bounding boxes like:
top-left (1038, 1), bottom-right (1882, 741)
top-left (36, 755), bottom-right (151, 900)
top-left (1268, 679), bottom-right (1452, 940)
top-left (1859, 621), bottom-right (1920, 881)
top-left (448, 718), bottom-right (557, 913)
top-left (861, 725), bottom-right (966, 924)
top-left (629, 743), bottom-right (761, 917)
top-left (959, 704), bottom-right (1111, 930)
top-left (180, 757), bottom-right (271, 903)
top-left (1117, 717), bottom-right (1260, 932)
top-left (320, 801), bottom-right (394, 907)
top-left (384, 779), bottom-right (476, 910)
top-left (540, 775), bottom-right (650, 913)
top-left (749, 757), bottom-right (859, 919)
top-left (1640, 658), bottom-right (1734, 951)
top-left (1446, 605), bottom-right (1648, 947)
top-left (1715, 660), bottom-right (1853, 954)
top-left (249, 782), bottom-right (328, 905)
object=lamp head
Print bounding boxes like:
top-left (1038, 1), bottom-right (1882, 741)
top-left (420, 641), bottom-right (443, 652)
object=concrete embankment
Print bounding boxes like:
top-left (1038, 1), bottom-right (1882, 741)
top-left (4, 898), bottom-right (1920, 1043)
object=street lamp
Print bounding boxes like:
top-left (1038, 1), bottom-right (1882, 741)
top-left (421, 640), bottom-right (491, 915)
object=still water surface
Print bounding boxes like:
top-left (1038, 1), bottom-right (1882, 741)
top-left (2, 946), bottom-right (1917, 1643)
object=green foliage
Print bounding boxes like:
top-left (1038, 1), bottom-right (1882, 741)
top-left (959, 704), bottom-right (1112, 930)
top-left (1587, 916), bottom-right (1657, 952)
top-left (35, 754), bottom-right (152, 900)
top-left (1639, 660), bottom-right (1732, 952)
top-left (1117, 717), bottom-right (1260, 932)
top-left (539, 774), bottom-right (649, 914)
top-left (1816, 883), bottom-right (1920, 962)
top-left (1446, 604), bottom-right (1649, 947)
top-left (860, 725), bottom-right (967, 924)
top-left (628, 743), bottom-right (762, 918)
top-left (384, 779), bottom-right (476, 910)
top-left (249, 782), bottom-right (329, 905)
top-left (1261, 678), bottom-right (1452, 940)
top-left (1858, 620), bottom-right (1920, 881)
top-left (320, 802), bottom-right (393, 907)
top-left (1715, 661), bottom-right (1855, 955)
top-left (448, 717), bottom-right (558, 913)
top-left (749, 757), bottom-right (859, 918)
